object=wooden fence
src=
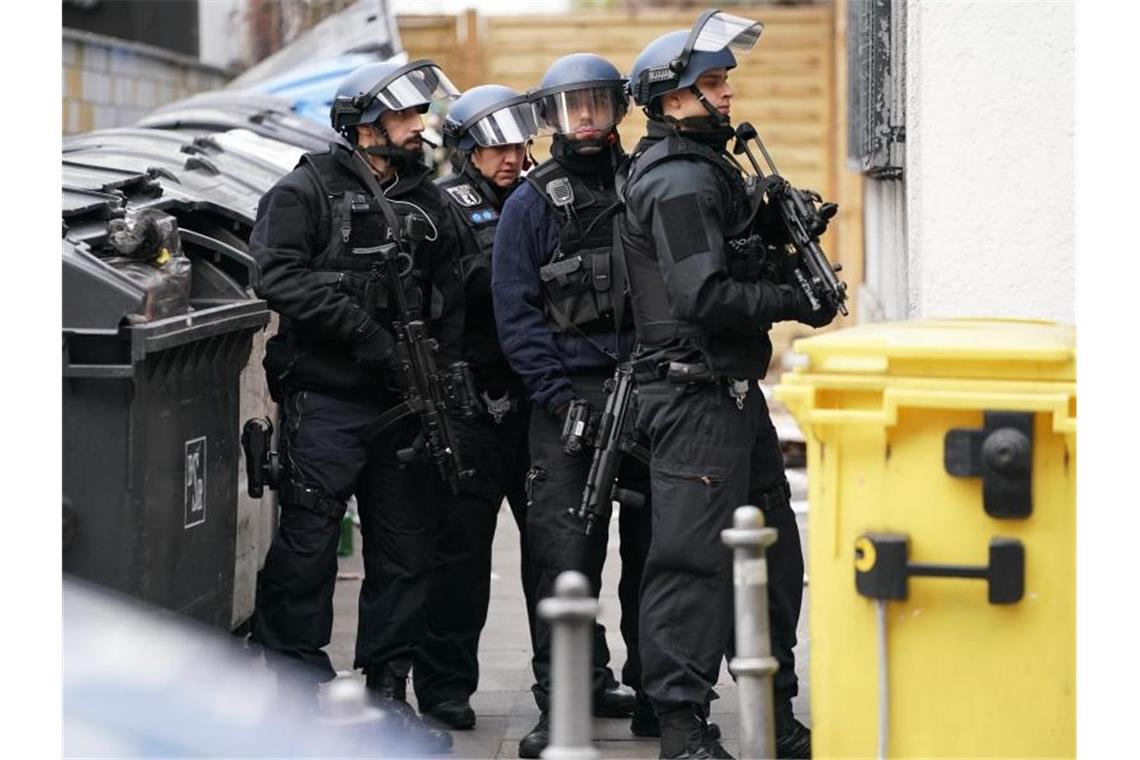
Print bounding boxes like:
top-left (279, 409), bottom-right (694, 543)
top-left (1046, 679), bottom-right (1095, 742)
top-left (398, 4), bottom-right (864, 325)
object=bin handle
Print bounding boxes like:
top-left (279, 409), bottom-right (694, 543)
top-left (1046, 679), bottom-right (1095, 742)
top-left (854, 533), bottom-right (1025, 605)
top-left (63, 362), bottom-right (134, 379)
top-left (179, 228), bottom-right (260, 291)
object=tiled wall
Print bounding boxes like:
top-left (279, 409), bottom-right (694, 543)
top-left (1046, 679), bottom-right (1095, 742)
top-left (63, 30), bottom-right (230, 135)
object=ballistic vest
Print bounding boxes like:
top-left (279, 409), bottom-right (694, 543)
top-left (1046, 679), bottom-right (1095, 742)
top-left (436, 171), bottom-right (500, 259)
top-left (622, 133), bottom-right (765, 348)
top-left (299, 149), bottom-right (443, 321)
top-left (526, 158), bottom-right (632, 336)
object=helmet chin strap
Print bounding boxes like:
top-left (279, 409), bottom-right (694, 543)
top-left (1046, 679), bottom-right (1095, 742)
top-left (669, 84), bottom-right (731, 130)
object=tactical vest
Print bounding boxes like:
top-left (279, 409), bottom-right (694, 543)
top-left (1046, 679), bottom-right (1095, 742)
top-left (300, 151), bottom-right (443, 322)
top-left (622, 134), bottom-right (764, 347)
top-left (525, 158), bottom-right (632, 336)
top-left (436, 171), bottom-right (500, 259)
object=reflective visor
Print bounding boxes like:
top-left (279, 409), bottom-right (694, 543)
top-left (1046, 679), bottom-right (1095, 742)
top-left (691, 11), bottom-right (763, 55)
top-left (534, 87), bottom-right (626, 137)
top-left (468, 101), bottom-right (539, 147)
top-left (374, 63), bottom-right (460, 112)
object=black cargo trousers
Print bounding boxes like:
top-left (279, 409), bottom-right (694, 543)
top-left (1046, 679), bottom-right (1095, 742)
top-left (635, 377), bottom-right (804, 714)
top-left (412, 404), bottom-right (539, 710)
top-left (526, 370), bottom-right (653, 712)
top-left (250, 387), bottom-right (439, 684)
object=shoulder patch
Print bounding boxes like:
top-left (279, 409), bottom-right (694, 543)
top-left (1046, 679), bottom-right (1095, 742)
top-left (445, 183), bottom-right (482, 208)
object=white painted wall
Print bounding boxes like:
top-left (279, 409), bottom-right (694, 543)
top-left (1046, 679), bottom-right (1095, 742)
top-left (860, 177), bottom-right (909, 322)
top-left (198, 0), bottom-right (250, 71)
top-left (904, 0), bottom-right (1074, 324)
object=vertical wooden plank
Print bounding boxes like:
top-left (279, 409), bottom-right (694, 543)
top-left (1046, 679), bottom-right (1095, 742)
top-left (831, 0), bottom-right (865, 323)
top-left (459, 8), bottom-right (484, 91)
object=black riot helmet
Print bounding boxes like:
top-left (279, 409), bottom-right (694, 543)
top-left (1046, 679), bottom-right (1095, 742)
top-left (330, 59), bottom-right (460, 150)
top-left (628, 9), bottom-right (763, 126)
top-left (442, 84), bottom-right (538, 154)
top-left (528, 53), bottom-right (629, 152)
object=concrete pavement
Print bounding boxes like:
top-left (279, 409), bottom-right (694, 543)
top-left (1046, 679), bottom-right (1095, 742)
top-left (324, 456), bottom-right (812, 760)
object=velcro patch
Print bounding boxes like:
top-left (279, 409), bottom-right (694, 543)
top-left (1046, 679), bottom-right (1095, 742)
top-left (659, 194), bottom-right (711, 262)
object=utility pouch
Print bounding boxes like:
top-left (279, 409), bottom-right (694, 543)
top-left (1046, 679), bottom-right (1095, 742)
top-left (540, 246), bottom-right (617, 334)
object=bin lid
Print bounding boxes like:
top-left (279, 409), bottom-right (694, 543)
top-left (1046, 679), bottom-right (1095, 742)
top-left (138, 91), bottom-right (346, 154)
top-left (789, 319), bottom-right (1075, 383)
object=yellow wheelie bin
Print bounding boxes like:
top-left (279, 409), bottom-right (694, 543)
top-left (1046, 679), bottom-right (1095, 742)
top-left (774, 319), bottom-right (1076, 758)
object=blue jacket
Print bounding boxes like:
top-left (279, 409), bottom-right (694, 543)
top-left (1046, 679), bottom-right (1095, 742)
top-left (491, 180), bottom-right (635, 414)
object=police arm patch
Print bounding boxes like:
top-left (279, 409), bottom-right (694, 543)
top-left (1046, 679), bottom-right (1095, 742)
top-left (445, 183), bottom-right (482, 207)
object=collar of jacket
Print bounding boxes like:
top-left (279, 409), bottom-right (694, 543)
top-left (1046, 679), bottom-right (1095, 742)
top-left (644, 117), bottom-right (734, 153)
top-left (550, 133), bottom-right (625, 182)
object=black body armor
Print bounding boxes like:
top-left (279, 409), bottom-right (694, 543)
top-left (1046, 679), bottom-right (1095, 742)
top-left (526, 158), bottom-right (632, 336)
top-left (621, 130), bottom-right (788, 380)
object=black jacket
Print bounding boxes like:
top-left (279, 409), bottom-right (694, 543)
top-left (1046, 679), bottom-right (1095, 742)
top-left (492, 144), bottom-right (635, 414)
top-left (622, 124), bottom-right (800, 379)
top-left (250, 143), bottom-right (464, 400)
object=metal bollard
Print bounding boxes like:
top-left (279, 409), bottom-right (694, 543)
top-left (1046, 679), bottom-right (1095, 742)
top-left (538, 570), bottom-right (600, 760)
top-left (722, 505), bottom-right (780, 760)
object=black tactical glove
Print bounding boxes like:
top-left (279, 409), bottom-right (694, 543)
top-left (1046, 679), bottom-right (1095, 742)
top-left (786, 285), bottom-right (837, 329)
top-left (351, 319), bottom-right (401, 375)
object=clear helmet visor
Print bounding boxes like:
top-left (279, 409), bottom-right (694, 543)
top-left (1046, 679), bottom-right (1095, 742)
top-left (534, 87), bottom-right (627, 138)
top-left (374, 63), bottom-right (461, 112)
top-left (691, 11), bottom-right (763, 55)
top-left (468, 101), bottom-right (540, 147)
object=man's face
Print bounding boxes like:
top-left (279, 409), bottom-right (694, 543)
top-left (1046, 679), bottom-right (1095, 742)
top-left (378, 106), bottom-right (426, 151)
top-left (357, 106), bottom-right (425, 171)
top-left (471, 143), bottom-right (527, 188)
top-left (664, 68), bottom-right (734, 121)
top-left (564, 90), bottom-right (604, 143)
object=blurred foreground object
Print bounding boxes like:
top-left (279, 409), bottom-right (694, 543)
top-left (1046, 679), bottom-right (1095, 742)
top-left (64, 580), bottom-right (437, 757)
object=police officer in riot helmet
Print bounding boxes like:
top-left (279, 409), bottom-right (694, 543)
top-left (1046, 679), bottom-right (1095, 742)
top-left (407, 85), bottom-right (541, 731)
top-left (247, 58), bottom-right (465, 753)
top-left (622, 12), bottom-right (835, 759)
top-left (491, 54), bottom-right (653, 758)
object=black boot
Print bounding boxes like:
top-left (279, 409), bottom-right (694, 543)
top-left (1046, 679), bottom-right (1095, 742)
top-left (631, 692), bottom-right (659, 737)
top-left (518, 712), bottom-right (549, 759)
top-left (634, 695), bottom-right (721, 741)
top-left (422, 699), bottom-right (476, 730)
top-left (364, 662), bottom-right (407, 701)
top-left (364, 664), bottom-right (453, 754)
top-left (594, 683), bottom-right (637, 718)
top-left (658, 706), bottom-right (733, 759)
top-left (775, 699), bottom-right (811, 759)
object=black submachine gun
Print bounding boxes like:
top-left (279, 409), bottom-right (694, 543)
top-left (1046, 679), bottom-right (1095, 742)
top-left (567, 363), bottom-right (649, 536)
top-left (350, 152), bottom-right (476, 495)
top-left (241, 153), bottom-right (476, 499)
top-left (733, 121), bottom-right (849, 317)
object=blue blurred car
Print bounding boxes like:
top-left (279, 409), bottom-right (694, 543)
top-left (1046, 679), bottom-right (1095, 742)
top-left (250, 52), bottom-right (400, 125)
top-left (64, 580), bottom-right (438, 757)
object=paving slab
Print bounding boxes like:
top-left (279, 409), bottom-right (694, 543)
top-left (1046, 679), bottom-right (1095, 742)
top-left (327, 467), bottom-right (811, 758)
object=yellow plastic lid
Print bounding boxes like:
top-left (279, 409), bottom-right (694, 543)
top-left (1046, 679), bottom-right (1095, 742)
top-left (790, 319), bottom-right (1075, 383)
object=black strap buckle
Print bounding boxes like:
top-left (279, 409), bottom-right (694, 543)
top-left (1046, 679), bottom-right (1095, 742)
top-left (280, 480), bottom-right (347, 522)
